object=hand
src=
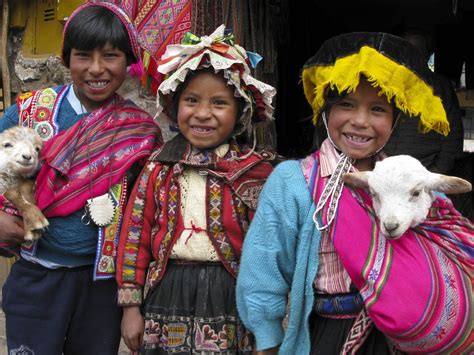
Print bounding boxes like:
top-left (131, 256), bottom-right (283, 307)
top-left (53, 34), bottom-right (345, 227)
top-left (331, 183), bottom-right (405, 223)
top-left (121, 306), bottom-right (144, 353)
top-left (0, 211), bottom-right (25, 244)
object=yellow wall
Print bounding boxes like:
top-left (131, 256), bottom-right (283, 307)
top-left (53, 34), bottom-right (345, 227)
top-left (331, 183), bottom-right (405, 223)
top-left (11, 0), bottom-right (83, 58)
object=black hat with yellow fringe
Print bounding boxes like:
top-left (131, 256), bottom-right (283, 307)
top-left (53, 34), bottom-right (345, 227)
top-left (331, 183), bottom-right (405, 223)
top-left (302, 32), bottom-right (449, 136)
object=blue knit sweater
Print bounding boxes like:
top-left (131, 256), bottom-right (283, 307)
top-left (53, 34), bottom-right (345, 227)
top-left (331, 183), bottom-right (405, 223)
top-left (236, 160), bottom-right (321, 354)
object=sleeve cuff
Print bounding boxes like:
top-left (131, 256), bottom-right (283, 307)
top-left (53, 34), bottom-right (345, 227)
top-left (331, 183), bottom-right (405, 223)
top-left (252, 319), bottom-right (284, 351)
top-left (118, 286), bottom-right (143, 306)
top-left (0, 195), bottom-right (20, 216)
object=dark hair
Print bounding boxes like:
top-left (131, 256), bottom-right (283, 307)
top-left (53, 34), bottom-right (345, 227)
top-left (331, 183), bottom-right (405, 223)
top-left (62, 6), bottom-right (136, 67)
top-left (170, 68), bottom-right (245, 124)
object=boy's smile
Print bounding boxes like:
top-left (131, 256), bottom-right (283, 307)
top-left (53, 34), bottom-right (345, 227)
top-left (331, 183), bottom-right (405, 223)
top-left (177, 71), bottom-right (238, 149)
top-left (327, 79), bottom-right (394, 170)
top-left (69, 42), bottom-right (127, 112)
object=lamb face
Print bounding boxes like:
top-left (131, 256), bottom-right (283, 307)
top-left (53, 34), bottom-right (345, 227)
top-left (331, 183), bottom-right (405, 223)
top-left (367, 158), bottom-right (435, 239)
top-left (0, 126), bottom-right (43, 180)
top-left (0, 126), bottom-right (48, 241)
top-left (343, 155), bottom-right (472, 239)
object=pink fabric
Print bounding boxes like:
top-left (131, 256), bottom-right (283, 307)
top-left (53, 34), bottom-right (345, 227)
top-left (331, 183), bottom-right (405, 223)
top-left (35, 96), bottom-right (160, 217)
top-left (317, 166), bottom-right (474, 353)
top-left (303, 150), bottom-right (473, 353)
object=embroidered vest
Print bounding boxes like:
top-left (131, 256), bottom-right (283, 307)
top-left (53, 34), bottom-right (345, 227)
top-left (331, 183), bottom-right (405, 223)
top-left (17, 85), bottom-right (126, 280)
top-left (122, 163), bottom-right (250, 291)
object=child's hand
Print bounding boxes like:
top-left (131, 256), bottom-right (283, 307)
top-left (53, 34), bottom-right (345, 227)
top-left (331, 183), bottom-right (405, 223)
top-left (0, 211), bottom-right (25, 244)
top-left (121, 306), bottom-right (144, 353)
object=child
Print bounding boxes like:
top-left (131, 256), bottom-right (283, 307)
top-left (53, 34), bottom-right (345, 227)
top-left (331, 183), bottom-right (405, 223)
top-left (237, 32), bottom-right (474, 354)
top-left (116, 25), bottom-right (278, 354)
top-left (0, 2), bottom-right (162, 354)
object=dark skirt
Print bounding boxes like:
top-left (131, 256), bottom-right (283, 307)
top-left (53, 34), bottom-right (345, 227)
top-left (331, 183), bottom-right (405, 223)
top-left (309, 312), bottom-right (393, 355)
top-left (140, 260), bottom-right (253, 354)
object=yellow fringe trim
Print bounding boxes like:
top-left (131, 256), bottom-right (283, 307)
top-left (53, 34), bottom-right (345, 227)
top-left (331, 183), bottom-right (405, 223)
top-left (302, 46), bottom-right (449, 136)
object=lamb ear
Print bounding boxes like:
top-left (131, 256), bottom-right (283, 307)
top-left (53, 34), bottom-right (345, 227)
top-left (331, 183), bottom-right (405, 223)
top-left (426, 173), bottom-right (472, 194)
top-left (342, 171), bottom-right (370, 189)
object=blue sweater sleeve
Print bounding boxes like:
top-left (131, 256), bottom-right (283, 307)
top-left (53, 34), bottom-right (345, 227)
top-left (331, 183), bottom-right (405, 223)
top-left (0, 104), bottom-right (20, 132)
top-left (237, 160), bottom-right (311, 351)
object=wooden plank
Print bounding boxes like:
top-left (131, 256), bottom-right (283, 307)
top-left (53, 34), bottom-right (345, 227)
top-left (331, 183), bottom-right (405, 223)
top-left (1, 0), bottom-right (11, 108)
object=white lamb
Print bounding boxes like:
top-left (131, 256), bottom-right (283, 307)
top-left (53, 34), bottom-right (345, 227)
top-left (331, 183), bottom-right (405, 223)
top-left (343, 155), bottom-right (472, 239)
top-left (0, 126), bottom-right (49, 241)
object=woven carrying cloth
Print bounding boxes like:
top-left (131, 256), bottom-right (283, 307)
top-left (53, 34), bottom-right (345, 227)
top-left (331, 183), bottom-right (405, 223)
top-left (301, 152), bottom-right (474, 353)
top-left (302, 32), bottom-right (450, 136)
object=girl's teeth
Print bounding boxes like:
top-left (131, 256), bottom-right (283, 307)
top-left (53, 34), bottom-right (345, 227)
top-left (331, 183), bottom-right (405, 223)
top-left (88, 81), bottom-right (107, 88)
top-left (347, 134), bottom-right (369, 142)
top-left (193, 127), bottom-right (213, 132)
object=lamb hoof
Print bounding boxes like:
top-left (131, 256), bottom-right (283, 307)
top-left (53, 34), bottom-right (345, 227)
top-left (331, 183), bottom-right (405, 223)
top-left (24, 228), bottom-right (44, 241)
top-left (32, 217), bottom-right (49, 231)
top-left (24, 231), bottom-right (37, 241)
top-left (24, 210), bottom-right (49, 238)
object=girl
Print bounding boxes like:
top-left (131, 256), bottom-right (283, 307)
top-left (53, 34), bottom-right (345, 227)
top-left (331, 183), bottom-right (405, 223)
top-left (116, 25), bottom-right (278, 354)
top-left (237, 32), bottom-right (473, 354)
top-left (0, 3), bottom-right (161, 354)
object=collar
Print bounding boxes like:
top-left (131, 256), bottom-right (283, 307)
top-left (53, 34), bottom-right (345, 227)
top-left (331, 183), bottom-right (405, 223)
top-left (319, 139), bottom-right (348, 177)
top-left (67, 85), bottom-right (85, 115)
top-left (190, 143), bottom-right (229, 158)
top-left (318, 139), bottom-right (387, 177)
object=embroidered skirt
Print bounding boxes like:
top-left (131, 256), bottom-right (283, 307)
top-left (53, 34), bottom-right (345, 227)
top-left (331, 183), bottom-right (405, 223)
top-left (141, 260), bottom-right (253, 354)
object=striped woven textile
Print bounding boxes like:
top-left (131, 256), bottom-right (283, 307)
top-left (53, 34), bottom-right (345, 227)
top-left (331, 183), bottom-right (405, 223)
top-left (35, 95), bottom-right (160, 217)
top-left (306, 151), bottom-right (473, 353)
top-left (332, 175), bottom-right (473, 353)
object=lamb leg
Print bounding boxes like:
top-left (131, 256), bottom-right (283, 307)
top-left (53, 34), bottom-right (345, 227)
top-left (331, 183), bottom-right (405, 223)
top-left (4, 179), bottom-right (49, 241)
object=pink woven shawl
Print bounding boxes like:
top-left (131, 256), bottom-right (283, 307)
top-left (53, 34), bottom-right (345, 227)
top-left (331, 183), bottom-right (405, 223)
top-left (307, 151), bottom-right (474, 353)
top-left (35, 95), bottom-right (161, 217)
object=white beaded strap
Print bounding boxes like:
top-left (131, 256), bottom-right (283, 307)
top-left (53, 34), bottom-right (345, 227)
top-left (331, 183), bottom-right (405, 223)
top-left (313, 153), bottom-right (353, 231)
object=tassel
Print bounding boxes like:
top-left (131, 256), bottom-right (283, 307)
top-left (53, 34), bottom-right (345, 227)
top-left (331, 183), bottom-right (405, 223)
top-left (128, 58), bottom-right (145, 77)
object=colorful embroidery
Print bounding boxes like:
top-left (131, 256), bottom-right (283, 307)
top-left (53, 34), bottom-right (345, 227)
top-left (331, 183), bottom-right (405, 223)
top-left (360, 227), bottom-right (392, 308)
top-left (15, 85), bottom-right (131, 280)
top-left (232, 194), bottom-right (249, 239)
top-left (118, 286), bottom-right (142, 305)
top-left (154, 167), bottom-right (178, 279)
top-left (142, 312), bottom-right (252, 353)
top-left (207, 177), bottom-right (239, 276)
top-left (94, 176), bottom-right (127, 280)
top-left (122, 162), bottom-right (156, 283)
top-left (17, 86), bottom-right (67, 139)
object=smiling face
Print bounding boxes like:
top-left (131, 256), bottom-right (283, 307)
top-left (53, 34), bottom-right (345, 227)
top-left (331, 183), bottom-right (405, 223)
top-left (177, 71), bottom-right (238, 149)
top-left (326, 79), bottom-right (394, 171)
top-left (69, 42), bottom-right (127, 112)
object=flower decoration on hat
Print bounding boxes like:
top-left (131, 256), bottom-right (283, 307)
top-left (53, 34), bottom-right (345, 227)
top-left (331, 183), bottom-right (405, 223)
top-left (156, 24), bottom-right (276, 137)
top-left (302, 32), bottom-right (450, 136)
